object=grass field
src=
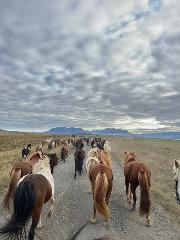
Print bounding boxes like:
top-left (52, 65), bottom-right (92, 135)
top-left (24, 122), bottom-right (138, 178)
top-left (0, 132), bottom-right (63, 191)
top-left (0, 133), bottom-right (179, 224)
top-left (109, 136), bottom-right (180, 224)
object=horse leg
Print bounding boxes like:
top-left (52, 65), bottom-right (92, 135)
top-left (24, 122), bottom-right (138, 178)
top-left (48, 198), bottom-right (55, 218)
top-left (125, 178), bottom-right (131, 204)
top-left (74, 169), bottom-right (76, 179)
top-left (106, 181), bottom-right (112, 206)
top-left (28, 219), bottom-right (38, 240)
top-left (88, 183), bottom-right (92, 194)
top-left (131, 184), bottom-right (137, 210)
top-left (146, 213), bottom-right (151, 227)
top-left (37, 214), bottom-right (42, 229)
top-left (91, 204), bottom-right (97, 224)
top-left (29, 208), bottom-right (42, 239)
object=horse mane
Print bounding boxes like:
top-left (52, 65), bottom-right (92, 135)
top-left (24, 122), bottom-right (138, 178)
top-left (124, 152), bottom-right (136, 165)
top-left (87, 148), bottom-right (100, 158)
top-left (99, 151), bottom-right (112, 167)
top-left (28, 151), bottom-right (42, 161)
top-left (33, 156), bottom-right (50, 173)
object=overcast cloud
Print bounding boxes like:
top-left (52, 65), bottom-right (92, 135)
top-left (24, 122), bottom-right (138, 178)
top-left (0, 0), bottom-right (180, 133)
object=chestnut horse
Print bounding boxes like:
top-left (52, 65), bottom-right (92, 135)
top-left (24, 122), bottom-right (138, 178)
top-left (90, 162), bottom-right (113, 224)
top-left (0, 156), bottom-right (55, 240)
top-left (3, 152), bottom-right (42, 211)
top-left (124, 152), bottom-right (151, 226)
top-left (89, 150), bottom-right (113, 224)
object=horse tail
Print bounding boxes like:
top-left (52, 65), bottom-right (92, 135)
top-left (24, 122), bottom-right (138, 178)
top-left (3, 168), bottom-right (22, 211)
top-left (93, 170), bottom-right (111, 220)
top-left (138, 169), bottom-right (151, 216)
top-left (0, 180), bottom-right (36, 239)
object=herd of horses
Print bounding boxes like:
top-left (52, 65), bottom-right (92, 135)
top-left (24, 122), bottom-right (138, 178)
top-left (0, 136), bottom-right (179, 240)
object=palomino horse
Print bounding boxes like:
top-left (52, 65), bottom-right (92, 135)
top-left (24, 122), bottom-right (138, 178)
top-left (0, 155), bottom-right (55, 240)
top-left (124, 152), bottom-right (151, 226)
top-left (86, 156), bottom-right (99, 193)
top-left (89, 149), bottom-right (113, 224)
top-left (103, 141), bottom-right (111, 157)
top-left (3, 152), bottom-right (42, 211)
top-left (86, 147), bottom-right (101, 193)
top-left (173, 159), bottom-right (180, 204)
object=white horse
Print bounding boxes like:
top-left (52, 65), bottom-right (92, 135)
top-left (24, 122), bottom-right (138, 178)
top-left (173, 159), bottom-right (180, 204)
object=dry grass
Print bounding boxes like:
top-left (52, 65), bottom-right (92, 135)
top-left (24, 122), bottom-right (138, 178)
top-left (0, 132), bottom-right (64, 192)
top-left (108, 136), bottom-right (180, 224)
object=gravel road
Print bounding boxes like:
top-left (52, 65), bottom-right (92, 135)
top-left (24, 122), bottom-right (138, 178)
top-left (0, 145), bottom-right (179, 240)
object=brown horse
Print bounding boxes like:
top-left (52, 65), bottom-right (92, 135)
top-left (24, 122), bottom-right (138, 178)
top-left (90, 162), bottom-right (113, 224)
top-left (3, 152), bottom-right (42, 211)
top-left (46, 153), bottom-right (59, 174)
top-left (124, 152), bottom-right (151, 226)
top-left (61, 144), bottom-right (69, 162)
top-left (0, 156), bottom-right (55, 240)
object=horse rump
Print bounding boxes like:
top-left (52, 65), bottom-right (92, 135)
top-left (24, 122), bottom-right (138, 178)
top-left (93, 171), bottom-right (111, 219)
top-left (0, 180), bottom-right (36, 239)
top-left (91, 165), bottom-right (112, 221)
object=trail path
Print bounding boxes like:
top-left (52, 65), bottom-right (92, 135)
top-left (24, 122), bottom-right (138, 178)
top-left (0, 145), bottom-right (179, 240)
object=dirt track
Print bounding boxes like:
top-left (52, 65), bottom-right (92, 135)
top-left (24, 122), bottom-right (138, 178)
top-left (0, 144), bottom-right (179, 240)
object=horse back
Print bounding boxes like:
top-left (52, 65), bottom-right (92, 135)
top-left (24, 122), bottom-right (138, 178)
top-left (128, 162), bottom-right (151, 186)
top-left (90, 163), bottom-right (113, 185)
top-left (12, 162), bottom-right (32, 177)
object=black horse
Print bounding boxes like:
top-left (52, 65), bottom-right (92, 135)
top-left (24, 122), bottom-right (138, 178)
top-left (74, 144), bottom-right (85, 179)
top-left (22, 145), bottom-right (31, 158)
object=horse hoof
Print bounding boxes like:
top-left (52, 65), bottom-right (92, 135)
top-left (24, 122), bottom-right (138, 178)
top-left (146, 221), bottom-right (151, 227)
top-left (48, 210), bottom-right (53, 218)
top-left (37, 223), bottom-right (42, 229)
top-left (127, 198), bottom-right (131, 204)
top-left (91, 217), bottom-right (96, 224)
top-left (88, 191), bottom-right (92, 194)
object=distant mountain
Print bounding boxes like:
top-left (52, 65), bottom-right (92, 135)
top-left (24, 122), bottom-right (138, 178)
top-left (90, 128), bottom-right (131, 136)
top-left (45, 127), bottom-right (132, 136)
top-left (47, 127), bottom-right (86, 135)
top-left (135, 131), bottom-right (180, 140)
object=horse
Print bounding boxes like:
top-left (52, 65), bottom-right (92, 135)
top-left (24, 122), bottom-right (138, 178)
top-left (36, 144), bottom-right (43, 153)
top-left (46, 153), bottom-right (59, 174)
top-left (61, 144), bottom-right (69, 162)
top-left (74, 145), bottom-right (85, 179)
top-left (123, 152), bottom-right (151, 226)
top-left (89, 162), bottom-right (113, 224)
top-left (86, 156), bottom-right (99, 193)
top-left (87, 147), bottom-right (100, 159)
top-left (0, 155), bottom-right (55, 240)
top-left (173, 159), bottom-right (180, 204)
top-left (103, 141), bottom-right (111, 157)
top-left (3, 152), bottom-right (42, 211)
top-left (22, 146), bottom-right (31, 158)
top-left (48, 140), bottom-right (56, 151)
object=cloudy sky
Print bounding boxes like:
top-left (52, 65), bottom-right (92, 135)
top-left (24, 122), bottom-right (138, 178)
top-left (0, 0), bottom-right (180, 133)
